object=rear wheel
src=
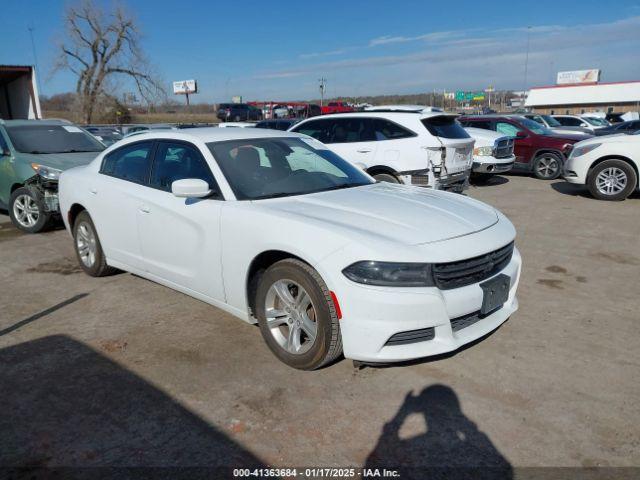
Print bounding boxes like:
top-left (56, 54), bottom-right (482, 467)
top-left (587, 159), bottom-right (637, 201)
top-left (9, 187), bottom-right (53, 234)
top-left (532, 152), bottom-right (562, 180)
top-left (372, 173), bottom-right (400, 184)
top-left (255, 259), bottom-right (342, 370)
top-left (73, 211), bottom-right (118, 277)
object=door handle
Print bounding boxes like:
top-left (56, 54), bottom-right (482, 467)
top-left (89, 188), bottom-right (97, 195)
top-left (357, 149), bottom-right (372, 153)
top-left (139, 205), bottom-right (150, 214)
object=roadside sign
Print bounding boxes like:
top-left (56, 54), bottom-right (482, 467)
top-left (173, 79), bottom-right (197, 95)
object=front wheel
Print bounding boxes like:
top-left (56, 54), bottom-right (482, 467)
top-left (255, 259), bottom-right (342, 370)
top-left (532, 153), bottom-right (562, 180)
top-left (9, 186), bottom-right (53, 233)
top-left (587, 159), bottom-right (637, 201)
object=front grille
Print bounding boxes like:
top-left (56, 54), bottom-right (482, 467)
top-left (385, 327), bottom-right (435, 346)
top-left (494, 138), bottom-right (515, 159)
top-left (433, 242), bottom-right (514, 290)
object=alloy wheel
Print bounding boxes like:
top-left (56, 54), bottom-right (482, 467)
top-left (595, 167), bottom-right (627, 196)
top-left (76, 221), bottom-right (97, 268)
top-left (264, 279), bottom-right (318, 355)
top-left (535, 156), bottom-right (559, 178)
top-left (12, 194), bottom-right (40, 228)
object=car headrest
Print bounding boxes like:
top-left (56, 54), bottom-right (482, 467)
top-left (235, 147), bottom-right (260, 171)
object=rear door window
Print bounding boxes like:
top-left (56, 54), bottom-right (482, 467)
top-left (373, 119), bottom-right (415, 140)
top-left (101, 141), bottom-right (154, 184)
top-left (326, 118), bottom-right (375, 143)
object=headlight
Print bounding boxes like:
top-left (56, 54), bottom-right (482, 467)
top-left (31, 163), bottom-right (62, 181)
top-left (570, 143), bottom-right (601, 158)
top-left (342, 261), bottom-right (435, 287)
top-left (473, 146), bottom-right (494, 156)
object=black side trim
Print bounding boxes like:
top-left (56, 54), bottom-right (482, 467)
top-left (385, 327), bottom-right (435, 346)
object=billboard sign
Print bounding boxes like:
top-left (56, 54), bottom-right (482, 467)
top-left (173, 79), bottom-right (197, 95)
top-left (455, 91), bottom-right (485, 101)
top-left (556, 69), bottom-right (600, 85)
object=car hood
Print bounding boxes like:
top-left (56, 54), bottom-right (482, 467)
top-left (258, 183), bottom-right (499, 246)
top-left (18, 151), bottom-right (101, 171)
top-left (544, 132), bottom-right (590, 142)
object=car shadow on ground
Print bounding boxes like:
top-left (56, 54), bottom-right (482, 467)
top-left (551, 181), bottom-right (640, 200)
top-left (0, 335), bottom-right (266, 479)
top-left (365, 384), bottom-right (513, 480)
top-left (469, 175), bottom-right (510, 188)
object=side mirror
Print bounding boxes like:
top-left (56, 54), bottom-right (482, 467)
top-left (580, 123), bottom-right (589, 128)
top-left (171, 178), bottom-right (212, 198)
top-left (515, 131), bottom-right (527, 138)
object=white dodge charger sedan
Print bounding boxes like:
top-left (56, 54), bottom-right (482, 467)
top-left (59, 128), bottom-right (521, 370)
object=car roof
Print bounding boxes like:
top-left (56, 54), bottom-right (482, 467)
top-left (117, 127), bottom-right (306, 143)
top-left (304, 111), bottom-right (453, 121)
top-left (0, 118), bottom-right (73, 127)
top-left (460, 114), bottom-right (526, 120)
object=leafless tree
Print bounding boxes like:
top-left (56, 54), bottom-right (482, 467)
top-left (56, 0), bottom-right (165, 123)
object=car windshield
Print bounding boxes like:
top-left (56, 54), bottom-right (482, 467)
top-left (518, 118), bottom-right (553, 135)
top-left (541, 115), bottom-right (562, 127)
top-left (583, 117), bottom-right (610, 126)
top-left (6, 124), bottom-right (105, 154)
top-left (207, 136), bottom-right (373, 200)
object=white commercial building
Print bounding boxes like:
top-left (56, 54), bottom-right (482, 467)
top-left (525, 81), bottom-right (640, 115)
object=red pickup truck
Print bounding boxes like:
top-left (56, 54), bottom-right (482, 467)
top-left (321, 102), bottom-right (354, 115)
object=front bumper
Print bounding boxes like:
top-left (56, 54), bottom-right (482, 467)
top-left (336, 247), bottom-right (522, 362)
top-left (25, 175), bottom-right (61, 213)
top-left (472, 155), bottom-right (515, 173)
top-left (562, 156), bottom-right (591, 184)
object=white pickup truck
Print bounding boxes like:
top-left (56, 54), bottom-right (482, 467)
top-left (464, 127), bottom-right (515, 175)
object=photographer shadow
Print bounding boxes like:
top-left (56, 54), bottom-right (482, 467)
top-left (365, 385), bottom-right (512, 479)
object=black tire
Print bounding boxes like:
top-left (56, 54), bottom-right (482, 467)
top-left (8, 186), bottom-right (53, 234)
top-left (587, 159), bottom-right (637, 201)
top-left (255, 258), bottom-right (342, 370)
top-left (72, 211), bottom-right (118, 277)
top-left (532, 152), bottom-right (563, 180)
top-left (372, 173), bottom-right (400, 184)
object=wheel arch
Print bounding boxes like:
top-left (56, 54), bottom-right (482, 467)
top-left (366, 165), bottom-right (399, 179)
top-left (587, 155), bottom-right (639, 185)
top-left (68, 203), bottom-right (88, 229)
top-left (532, 148), bottom-right (565, 160)
top-left (245, 249), bottom-right (309, 320)
top-left (10, 183), bottom-right (23, 193)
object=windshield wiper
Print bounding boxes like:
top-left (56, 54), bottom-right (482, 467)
top-left (57, 149), bottom-right (101, 153)
top-left (254, 192), bottom-right (296, 200)
top-left (317, 183), bottom-right (369, 193)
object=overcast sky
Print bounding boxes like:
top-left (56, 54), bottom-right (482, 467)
top-left (3, 0), bottom-right (640, 102)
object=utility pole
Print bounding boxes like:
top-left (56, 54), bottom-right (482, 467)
top-left (523, 25), bottom-right (531, 108)
top-left (318, 77), bottom-right (326, 107)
